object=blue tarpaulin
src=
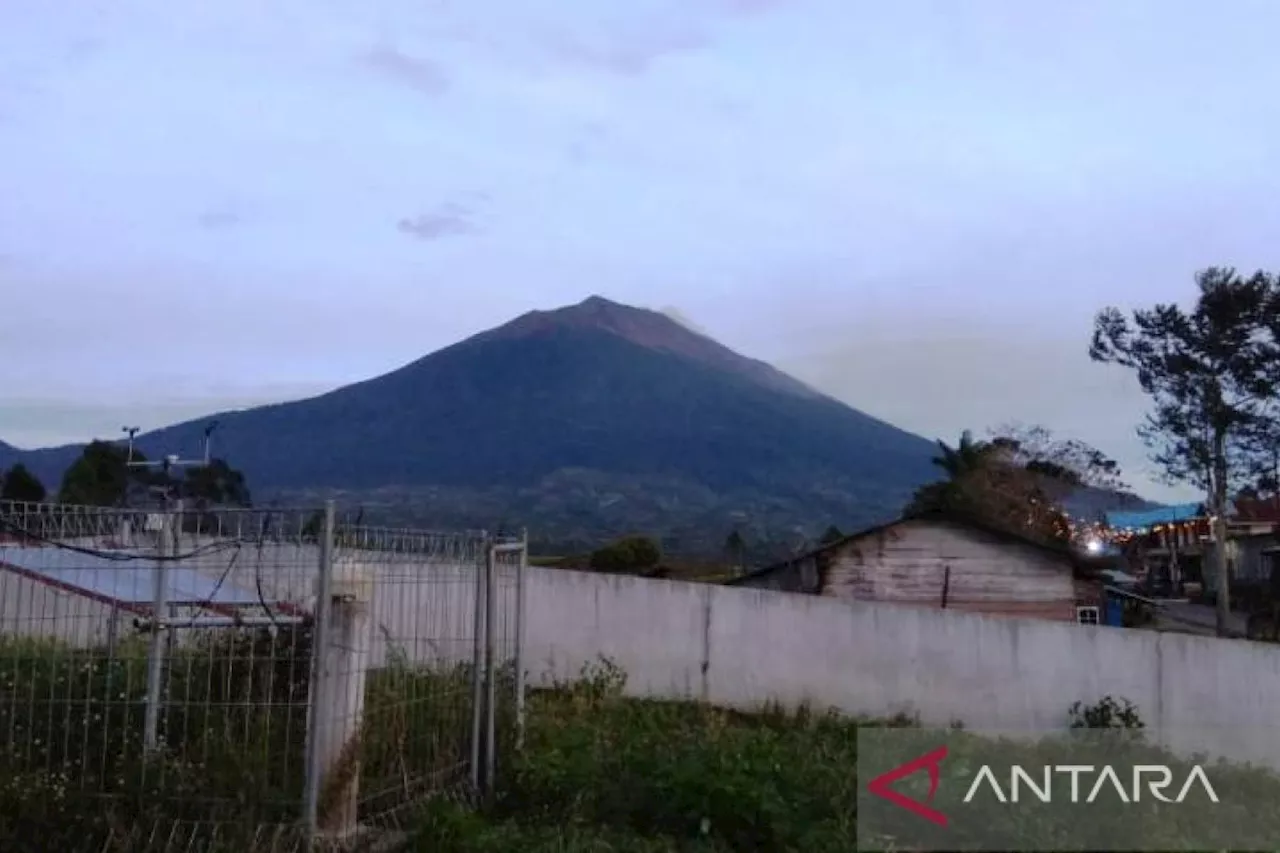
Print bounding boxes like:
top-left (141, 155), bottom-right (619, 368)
top-left (1104, 502), bottom-right (1205, 532)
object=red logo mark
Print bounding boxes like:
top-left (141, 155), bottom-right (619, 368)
top-left (866, 745), bottom-right (949, 827)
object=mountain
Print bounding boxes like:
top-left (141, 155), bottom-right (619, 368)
top-left (3, 297), bottom-right (950, 552)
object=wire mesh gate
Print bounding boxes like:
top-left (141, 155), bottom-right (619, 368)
top-left (0, 500), bottom-right (526, 851)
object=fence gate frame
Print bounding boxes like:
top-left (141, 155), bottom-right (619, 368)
top-left (468, 530), bottom-right (529, 798)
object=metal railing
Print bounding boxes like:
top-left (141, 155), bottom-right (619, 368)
top-left (0, 500), bottom-right (526, 851)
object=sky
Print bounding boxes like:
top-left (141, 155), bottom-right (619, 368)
top-left (3, 0), bottom-right (1280, 503)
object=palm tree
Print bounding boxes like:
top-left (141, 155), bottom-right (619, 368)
top-left (930, 430), bottom-right (992, 480)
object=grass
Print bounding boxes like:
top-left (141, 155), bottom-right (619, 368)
top-left (408, 660), bottom-right (1280, 852)
top-left (9, 636), bottom-right (1280, 852)
top-left (0, 629), bottom-right (491, 852)
top-left (411, 659), bottom-right (874, 851)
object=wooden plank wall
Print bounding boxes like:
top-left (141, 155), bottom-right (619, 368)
top-left (819, 519), bottom-right (1078, 622)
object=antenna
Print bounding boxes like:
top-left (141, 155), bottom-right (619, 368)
top-left (202, 421), bottom-right (219, 465)
top-left (122, 426), bottom-right (140, 464)
top-left (124, 421), bottom-right (221, 508)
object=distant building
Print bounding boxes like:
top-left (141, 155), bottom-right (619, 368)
top-left (1203, 496), bottom-right (1280, 599)
top-left (1105, 502), bottom-right (1208, 596)
top-left (1105, 499), bottom-right (1280, 602)
top-left (728, 512), bottom-right (1111, 625)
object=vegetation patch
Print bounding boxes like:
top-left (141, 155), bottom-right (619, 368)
top-left (410, 660), bottom-right (1280, 852)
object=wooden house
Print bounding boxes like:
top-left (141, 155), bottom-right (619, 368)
top-left (1202, 496), bottom-right (1280, 598)
top-left (730, 511), bottom-right (1109, 625)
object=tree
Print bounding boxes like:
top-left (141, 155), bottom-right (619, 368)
top-left (180, 458), bottom-right (251, 508)
top-left (904, 426), bottom-right (1123, 545)
top-left (57, 441), bottom-right (140, 506)
top-left (57, 440), bottom-right (252, 510)
top-left (589, 535), bottom-right (662, 574)
top-left (930, 430), bottom-right (993, 480)
top-left (987, 423), bottom-right (1129, 494)
top-left (1090, 267), bottom-right (1280, 636)
top-left (819, 525), bottom-right (844, 545)
top-left (0, 464), bottom-right (46, 503)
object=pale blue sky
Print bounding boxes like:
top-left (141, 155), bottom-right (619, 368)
top-left (4, 0), bottom-right (1280, 501)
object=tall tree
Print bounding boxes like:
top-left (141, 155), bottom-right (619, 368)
top-left (930, 430), bottom-right (993, 480)
top-left (0, 464), bottom-right (47, 503)
top-left (1090, 267), bottom-right (1280, 636)
top-left (819, 525), bottom-right (845, 545)
top-left (57, 441), bottom-right (139, 506)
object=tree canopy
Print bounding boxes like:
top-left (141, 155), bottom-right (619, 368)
top-left (57, 440), bottom-right (138, 506)
top-left (1090, 266), bottom-right (1280, 634)
top-left (56, 441), bottom-right (252, 508)
top-left (589, 535), bottom-right (662, 574)
top-left (0, 464), bottom-right (46, 503)
top-left (181, 458), bottom-right (252, 508)
top-left (904, 425), bottom-right (1124, 545)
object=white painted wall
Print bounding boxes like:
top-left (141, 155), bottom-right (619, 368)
top-left (10, 537), bottom-right (1280, 773)
top-left (521, 567), bottom-right (1280, 772)
top-left (0, 567), bottom-right (122, 647)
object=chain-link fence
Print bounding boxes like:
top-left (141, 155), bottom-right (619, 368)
top-left (0, 500), bottom-right (525, 851)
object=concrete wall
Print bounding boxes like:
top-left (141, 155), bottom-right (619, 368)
top-left (11, 535), bottom-right (1280, 772)
top-left (522, 567), bottom-right (1280, 771)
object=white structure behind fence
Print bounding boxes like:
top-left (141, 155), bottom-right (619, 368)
top-left (517, 566), bottom-right (1280, 773)
top-left (0, 501), bottom-right (524, 851)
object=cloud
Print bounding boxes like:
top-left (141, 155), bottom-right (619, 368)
top-left (396, 202), bottom-right (477, 242)
top-left (0, 385), bottom-right (336, 450)
top-left (359, 45), bottom-right (450, 96)
top-left (65, 37), bottom-right (102, 64)
top-left (196, 207), bottom-right (242, 230)
top-left (566, 121), bottom-right (610, 165)
top-left (543, 23), bottom-right (710, 76)
top-left (717, 0), bottom-right (791, 14)
top-left (658, 305), bottom-right (712, 336)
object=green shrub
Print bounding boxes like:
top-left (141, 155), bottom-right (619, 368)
top-left (588, 536), bottom-right (662, 574)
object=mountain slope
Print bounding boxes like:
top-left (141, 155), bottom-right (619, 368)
top-left (3, 298), bottom-right (943, 548)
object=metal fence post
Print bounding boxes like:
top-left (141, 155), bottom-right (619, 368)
top-left (142, 503), bottom-right (174, 752)
top-left (468, 532), bottom-right (488, 792)
top-left (514, 529), bottom-right (528, 751)
top-left (483, 540), bottom-right (498, 791)
top-left (302, 501), bottom-right (336, 835)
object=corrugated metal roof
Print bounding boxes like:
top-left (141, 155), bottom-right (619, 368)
top-left (1105, 502), bottom-right (1205, 531)
top-left (0, 545), bottom-right (270, 607)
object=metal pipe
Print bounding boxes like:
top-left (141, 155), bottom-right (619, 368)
top-left (144, 615), bottom-right (307, 629)
top-left (302, 501), bottom-right (336, 835)
top-left (514, 529), bottom-right (527, 751)
top-left (142, 505), bottom-right (173, 752)
top-left (483, 540), bottom-right (498, 792)
top-left (468, 534), bottom-right (488, 792)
